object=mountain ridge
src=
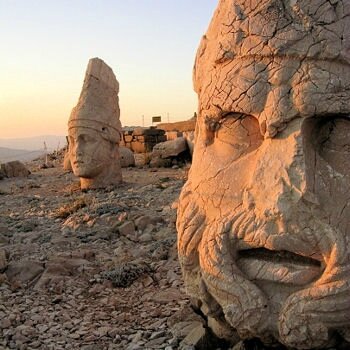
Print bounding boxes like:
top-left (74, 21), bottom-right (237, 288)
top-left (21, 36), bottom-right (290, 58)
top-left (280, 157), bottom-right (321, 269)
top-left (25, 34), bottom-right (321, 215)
top-left (0, 135), bottom-right (66, 152)
top-left (0, 147), bottom-right (46, 163)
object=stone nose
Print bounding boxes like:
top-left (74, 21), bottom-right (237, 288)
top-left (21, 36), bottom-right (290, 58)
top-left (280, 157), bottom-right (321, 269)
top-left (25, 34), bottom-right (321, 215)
top-left (74, 141), bottom-right (84, 157)
top-left (247, 123), bottom-right (317, 221)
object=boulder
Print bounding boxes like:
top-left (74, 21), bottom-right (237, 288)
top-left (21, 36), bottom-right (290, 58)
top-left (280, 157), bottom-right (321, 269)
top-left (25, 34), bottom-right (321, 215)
top-left (152, 137), bottom-right (187, 159)
top-left (6, 260), bottom-right (44, 284)
top-left (119, 147), bottom-right (135, 167)
top-left (0, 161), bottom-right (30, 178)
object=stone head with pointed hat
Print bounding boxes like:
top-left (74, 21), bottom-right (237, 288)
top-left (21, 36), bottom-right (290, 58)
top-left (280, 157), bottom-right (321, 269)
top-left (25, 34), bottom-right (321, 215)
top-left (177, 0), bottom-right (350, 348)
top-left (68, 57), bottom-right (122, 189)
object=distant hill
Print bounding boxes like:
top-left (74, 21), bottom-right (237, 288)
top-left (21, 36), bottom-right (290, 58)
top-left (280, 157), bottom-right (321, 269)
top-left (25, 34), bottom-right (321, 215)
top-left (0, 135), bottom-right (67, 152)
top-left (0, 147), bottom-right (45, 163)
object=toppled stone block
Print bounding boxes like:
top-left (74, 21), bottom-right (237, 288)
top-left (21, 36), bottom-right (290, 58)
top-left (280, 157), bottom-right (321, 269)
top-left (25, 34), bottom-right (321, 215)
top-left (152, 137), bottom-right (187, 159)
top-left (150, 137), bottom-right (189, 168)
top-left (0, 161), bottom-right (30, 178)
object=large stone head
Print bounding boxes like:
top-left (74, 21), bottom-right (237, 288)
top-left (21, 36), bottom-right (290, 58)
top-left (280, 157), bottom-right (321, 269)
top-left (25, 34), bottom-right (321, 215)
top-left (177, 0), bottom-right (350, 348)
top-left (68, 58), bottom-right (122, 190)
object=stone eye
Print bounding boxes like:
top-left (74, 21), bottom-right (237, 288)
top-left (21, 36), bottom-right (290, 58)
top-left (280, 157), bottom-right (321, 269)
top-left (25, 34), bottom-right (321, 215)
top-left (314, 116), bottom-right (350, 174)
top-left (213, 114), bottom-right (263, 159)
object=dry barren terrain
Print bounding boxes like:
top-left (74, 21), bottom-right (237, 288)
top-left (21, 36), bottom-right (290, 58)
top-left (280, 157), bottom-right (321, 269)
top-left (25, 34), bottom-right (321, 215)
top-left (0, 162), bottom-right (196, 350)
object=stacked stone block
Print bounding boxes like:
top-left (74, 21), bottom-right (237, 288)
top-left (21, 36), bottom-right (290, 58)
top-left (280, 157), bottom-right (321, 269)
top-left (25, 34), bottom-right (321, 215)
top-left (122, 127), bottom-right (166, 154)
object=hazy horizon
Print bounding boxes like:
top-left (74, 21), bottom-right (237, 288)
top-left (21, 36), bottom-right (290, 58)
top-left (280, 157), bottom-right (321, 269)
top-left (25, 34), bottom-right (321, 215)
top-left (0, 135), bottom-right (67, 152)
top-left (0, 0), bottom-right (217, 139)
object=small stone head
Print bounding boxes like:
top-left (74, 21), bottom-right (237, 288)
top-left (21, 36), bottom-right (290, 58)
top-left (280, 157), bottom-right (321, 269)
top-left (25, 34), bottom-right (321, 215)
top-left (177, 0), bottom-right (350, 348)
top-left (67, 58), bottom-right (122, 190)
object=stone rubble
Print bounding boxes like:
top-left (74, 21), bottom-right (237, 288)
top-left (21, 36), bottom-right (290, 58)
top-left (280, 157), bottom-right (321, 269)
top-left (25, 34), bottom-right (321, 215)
top-left (0, 160), bottom-right (229, 350)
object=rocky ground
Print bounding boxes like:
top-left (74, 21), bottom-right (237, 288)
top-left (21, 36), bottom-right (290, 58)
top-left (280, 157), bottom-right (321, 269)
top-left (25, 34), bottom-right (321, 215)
top-left (0, 159), bottom-right (215, 350)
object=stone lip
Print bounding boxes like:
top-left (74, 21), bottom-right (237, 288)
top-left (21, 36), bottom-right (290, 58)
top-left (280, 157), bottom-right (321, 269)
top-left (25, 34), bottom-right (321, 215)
top-left (237, 248), bottom-right (322, 286)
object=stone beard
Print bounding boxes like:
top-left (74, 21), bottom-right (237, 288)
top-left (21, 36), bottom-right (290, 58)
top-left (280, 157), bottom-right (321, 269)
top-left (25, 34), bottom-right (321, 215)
top-left (177, 0), bottom-right (350, 348)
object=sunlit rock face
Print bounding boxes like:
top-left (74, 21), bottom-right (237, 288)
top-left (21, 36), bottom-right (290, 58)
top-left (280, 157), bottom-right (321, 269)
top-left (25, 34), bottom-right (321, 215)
top-left (68, 58), bottom-right (122, 190)
top-left (177, 0), bottom-right (350, 348)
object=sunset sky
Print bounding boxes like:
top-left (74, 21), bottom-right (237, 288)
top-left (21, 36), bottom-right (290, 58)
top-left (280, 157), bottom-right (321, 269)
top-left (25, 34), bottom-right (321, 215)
top-left (0, 0), bottom-right (217, 139)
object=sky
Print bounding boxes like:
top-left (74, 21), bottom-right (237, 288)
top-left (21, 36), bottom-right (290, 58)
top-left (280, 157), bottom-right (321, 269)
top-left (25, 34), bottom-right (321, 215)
top-left (0, 0), bottom-right (218, 139)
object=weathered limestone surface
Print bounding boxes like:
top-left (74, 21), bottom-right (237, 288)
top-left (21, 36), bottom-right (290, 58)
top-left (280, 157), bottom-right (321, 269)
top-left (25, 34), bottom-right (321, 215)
top-left (177, 1), bottom-right (350, 349)
top-left (67, 57), bottom-right (122, 189)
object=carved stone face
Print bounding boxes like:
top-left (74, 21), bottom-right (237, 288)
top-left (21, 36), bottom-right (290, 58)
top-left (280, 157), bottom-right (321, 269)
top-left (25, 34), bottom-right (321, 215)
top-left (68, 127), bottom-right (121, 189)
top-left (67, 57), bottom-right (122, 190)
top-left (177, 1), bottom-right (350, 348)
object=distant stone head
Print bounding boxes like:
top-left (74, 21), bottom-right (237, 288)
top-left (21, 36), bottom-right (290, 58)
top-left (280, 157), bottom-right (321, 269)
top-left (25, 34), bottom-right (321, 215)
top-left (67, 57), bottom-right (123, 190)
